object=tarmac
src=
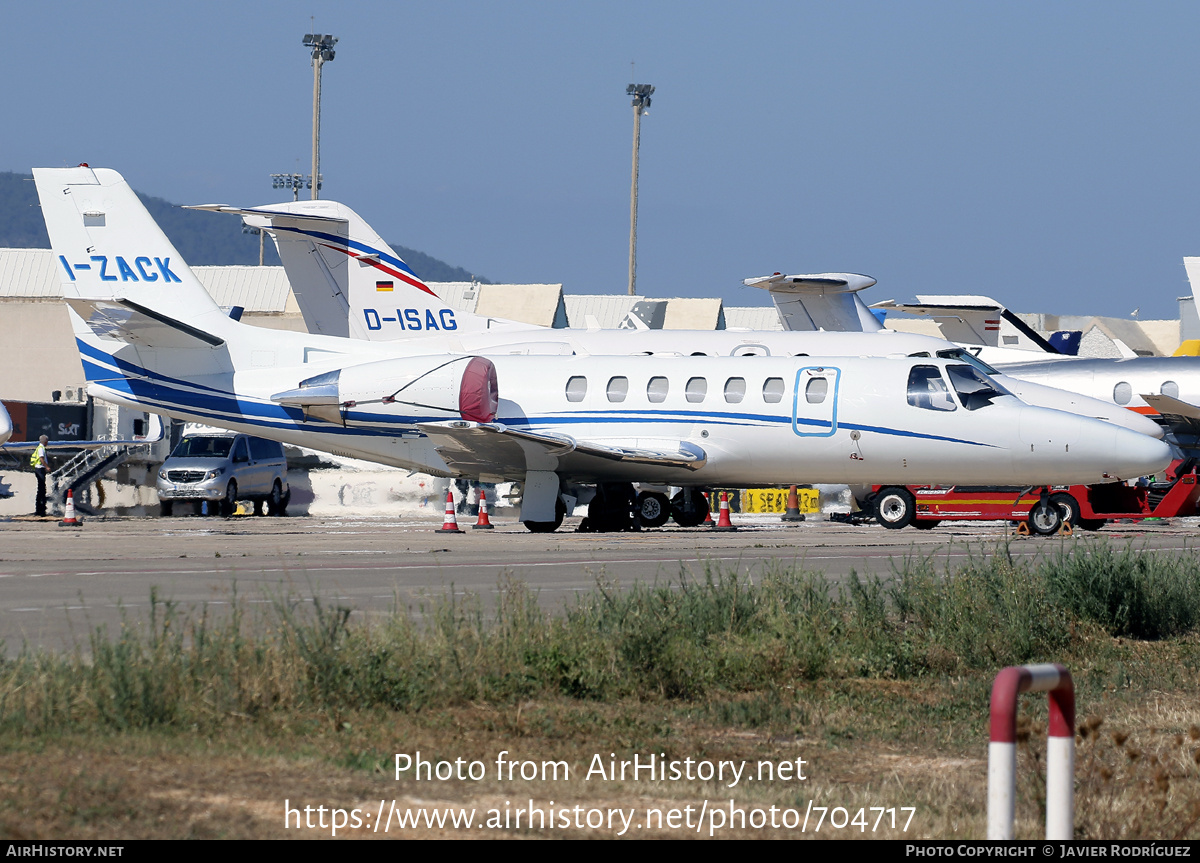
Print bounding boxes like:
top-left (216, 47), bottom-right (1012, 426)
top-left (1, 510), bottom-right (1197, 654)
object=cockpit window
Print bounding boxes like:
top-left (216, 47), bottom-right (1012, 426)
top-left (907, 366), bottom-right (957, 412)
top-left (945, 364), bottom-right (1009, 410)
top-left (936, 347), bottom-right (999, 376)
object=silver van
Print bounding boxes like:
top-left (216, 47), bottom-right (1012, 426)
top-left (156, 433), bottom-right (289, 517)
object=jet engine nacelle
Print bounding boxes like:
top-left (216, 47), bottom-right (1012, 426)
top-left (272, 355), bottom-right (498, 424)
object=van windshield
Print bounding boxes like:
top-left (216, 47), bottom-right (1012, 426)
top-left (170, 437), bottom-right (234, 459)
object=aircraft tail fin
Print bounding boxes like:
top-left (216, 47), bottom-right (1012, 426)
top-left (34, 167), bottom-right (242, 395)
top-left (188, 200), bottom-right (516, 340)
top-left (34, 167), bottom-right (230, 337)
top-left (743, 273), bottom-right (882, 332)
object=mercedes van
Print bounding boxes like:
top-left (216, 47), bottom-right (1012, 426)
top-left (156, 433), bottom-right (289, 516)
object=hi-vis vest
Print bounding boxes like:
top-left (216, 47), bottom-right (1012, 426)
top-left (30, 443), bottom-right (46, 469)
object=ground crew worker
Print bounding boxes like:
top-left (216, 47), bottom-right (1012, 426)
top-left (31, 434), bottom-right (48, 516)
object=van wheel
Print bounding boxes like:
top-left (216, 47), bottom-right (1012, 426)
top-left (219, 481), bottom-right (238, 517)
top-left (267, 480), bottom-right (286, 516)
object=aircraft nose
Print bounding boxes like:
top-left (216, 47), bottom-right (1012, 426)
top-left (1100, 425), bottom-right (1173, 481)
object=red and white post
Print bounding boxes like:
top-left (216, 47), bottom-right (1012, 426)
top-left (988, 663), bottom-right (1075, 840)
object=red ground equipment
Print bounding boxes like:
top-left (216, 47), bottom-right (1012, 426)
top-left (869, 460), bottom-right (1200, 533)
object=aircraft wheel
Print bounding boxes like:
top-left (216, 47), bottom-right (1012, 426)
top-left (219, 481), bottom-right (238, 518)
top-left (912, 519), bottom-right (940, 530)
top-left (524, 498), bottom-right (566, 533)
top-left (874, 487), bottom-right (916, 529)
top-left (636, 491), bottom-right (671, 528)
top-left (670, 489), bottom-right (709, 527)
top-left (1028, 499), bottom-right (1063, 536)
top-left (1049, 492), bottom-right (1080, 527)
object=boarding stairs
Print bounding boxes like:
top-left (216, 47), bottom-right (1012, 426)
top-left (48, 444), bottom-right (143, 515)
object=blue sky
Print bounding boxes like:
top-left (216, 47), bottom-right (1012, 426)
top-left (7, 1), bottom-right (1200, 318)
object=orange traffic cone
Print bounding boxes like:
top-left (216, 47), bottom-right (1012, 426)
top-left (437, 490), bottom-right (463, 533)
top-left (472, 489), bottom-right (495, 530)
top-left (712, 491), bottom-right (737, 531)
top-left (782, 484), bottom-right (806, 523)
top-left (59, 488), bottom-right (82, 528)
top-left (702, 492), bottom-right (714, 527)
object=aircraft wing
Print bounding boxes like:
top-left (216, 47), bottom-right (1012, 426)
top-left (1141, 393), bottom-right (1200, 436)
top-left (66, 298), bottom-right (224, 349)
top-left (417, 420), bottom-right (706, 481)
top-left (2, 413), bottom-right (165, 451)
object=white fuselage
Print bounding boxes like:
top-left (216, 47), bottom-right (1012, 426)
top-left (78, 340), bottom-right (1170, 488)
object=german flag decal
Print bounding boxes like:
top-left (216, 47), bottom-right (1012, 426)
top-left (376, 281), bottom-right (394, 292)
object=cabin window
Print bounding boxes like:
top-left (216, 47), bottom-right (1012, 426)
top-left (566, 376), bottom-right (587, 403)
top-left (1113, 381), bottom-right (1132, 405)
top-left (724, 377), bottom-right (746, 404)
top-left (606, 376), bottom-right (629, 403)
top-left (907, 365), bottom-right (956, 412)
top-left (945, 364), bottom-right (1007, 411)
top-left (805, 377), bottom-right (829, 404)
top-left (647, 376), bottom-right (669, 403)
top-left (1161, 380), bottom-right (1180, 399)
top-left (762, 377), bottom-right (785, 404)
top-left (685, 377), bottom-right (707, 403)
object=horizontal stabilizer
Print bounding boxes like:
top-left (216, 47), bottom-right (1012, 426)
top-left (65, 298), bottom-right (225, 349)
top-left (872, 296), bottom-right (1059, 353)
top-left (743, 272), bottom-right (877, 293)
top-left (184, 204), bottom-right (347, 225)
top-left (743, 272), bottom-right (881, 332)
top-left (418, 420), bottom-right (706, 479)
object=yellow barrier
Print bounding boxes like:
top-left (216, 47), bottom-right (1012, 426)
top-left (741, 487), bottom-right (820, 514)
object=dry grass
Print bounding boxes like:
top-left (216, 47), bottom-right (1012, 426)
top-left (0, 545), bottom-right (1197, 839)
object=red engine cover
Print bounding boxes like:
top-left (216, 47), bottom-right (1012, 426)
top-left (458, 356), bottom-right (499, 423)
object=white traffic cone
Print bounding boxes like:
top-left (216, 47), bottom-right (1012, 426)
top-left (437, 490), bottom-right (463, 533)
top-left (59, 489), bottom-right (82, 527)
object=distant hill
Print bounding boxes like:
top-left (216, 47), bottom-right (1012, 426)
top-left (0, 172), bottom-right (489, 283)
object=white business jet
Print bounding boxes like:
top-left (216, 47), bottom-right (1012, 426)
top-left (35, 167), bottom-right (1169, 530)
top-left (185, 199), bottom-right (1160, 441)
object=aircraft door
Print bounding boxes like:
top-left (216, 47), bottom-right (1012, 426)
top-left (792, 366), bottom-right (841, 437)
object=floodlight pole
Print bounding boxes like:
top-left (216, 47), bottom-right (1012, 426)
top-left (304, 33), bottom-right (338, 200)
top-left (627, 83), bottom-right (654, 296)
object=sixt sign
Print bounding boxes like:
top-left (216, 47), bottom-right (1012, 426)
top-left (363, 307), bottom-right (457, 331)
top-left (58, 255), bottom-right (182, 283)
